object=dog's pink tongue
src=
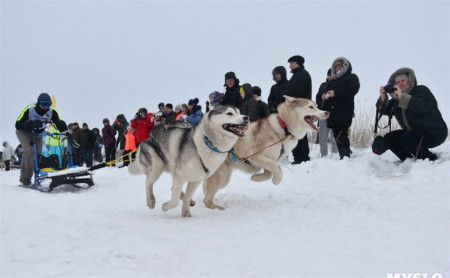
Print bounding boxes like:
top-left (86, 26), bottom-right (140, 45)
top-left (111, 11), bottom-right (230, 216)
top-left (306, 117), bottom-right (319, 131)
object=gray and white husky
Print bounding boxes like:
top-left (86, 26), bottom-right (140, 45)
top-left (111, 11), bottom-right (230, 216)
top-left (203, 96), bottom-right (329, 210)
top-left (128, 105), bottom-right (249, 217)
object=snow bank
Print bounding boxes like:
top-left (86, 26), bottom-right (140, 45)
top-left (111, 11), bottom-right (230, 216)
top-left (1, 144), bottom-right (449, 277)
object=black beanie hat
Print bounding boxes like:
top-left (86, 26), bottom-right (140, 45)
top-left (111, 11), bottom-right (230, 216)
top-left (287, 55), bottom-right (305, 65)
top-left (165, 103), bottom-right (173, 109)
top-left (158, 102), bottom-right (164, 108)
top-left (37, 93), bottom-right (52, 104)
top-left (188, 98), bottom-right (199, 106)
top-left (225, 71), bottom-right (236, 80)
top-left (252, 86), bottom-right (262, 96)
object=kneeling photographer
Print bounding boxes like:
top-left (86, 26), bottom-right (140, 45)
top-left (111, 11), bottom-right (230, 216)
top-left (374, 67), bottom-right (447, 161)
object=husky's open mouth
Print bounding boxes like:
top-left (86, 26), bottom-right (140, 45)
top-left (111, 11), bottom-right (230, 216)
top-left (304, 115), bottom-right (320, 131)
top-left (223, 122), bottom-right (249, 137)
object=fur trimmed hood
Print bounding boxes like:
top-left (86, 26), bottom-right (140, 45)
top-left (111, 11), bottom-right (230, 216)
top-left (331, 57), bottom-right (352, 79)
top-left (387, 67), bottom-right (417, 95)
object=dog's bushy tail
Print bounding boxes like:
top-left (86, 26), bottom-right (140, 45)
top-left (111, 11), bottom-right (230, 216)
top-left (128, 149), bottom-right (141, 175)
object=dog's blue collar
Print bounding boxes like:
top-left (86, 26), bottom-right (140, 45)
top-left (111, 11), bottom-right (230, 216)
top-left (203, 136), bottom-right (230, 153)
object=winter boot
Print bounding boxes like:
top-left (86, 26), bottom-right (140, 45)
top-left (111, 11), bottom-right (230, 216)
top-left (417, 149), bottom-right (438, 161)
top-left (338, 148), bottom-right (351, 160)
top-left (19, 179), bottom-right (31, 186)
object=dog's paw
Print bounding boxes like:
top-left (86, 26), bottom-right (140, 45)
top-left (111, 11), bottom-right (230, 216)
top-left (182, 209), bottom-right (192, 217)
top-left (162, 202), bottom-right (173, 212)
top-left (190, 199), bottom-right (196, 207)
top-left (251, 173), bottom-right (271, 182)
top-left (204, 201), bottom-right (225, 210)
top-left (272, 169), bottom-right (282, 185)
top-left (147, 196), bottom-right (156, 209)
top-left (212, 204), bottom-right (225, 210)
top-left (272, 175), bottom-right (282, 185)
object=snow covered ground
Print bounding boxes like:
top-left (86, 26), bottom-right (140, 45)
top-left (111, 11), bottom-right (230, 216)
top-left (1, 143), bottom-right (449, 278)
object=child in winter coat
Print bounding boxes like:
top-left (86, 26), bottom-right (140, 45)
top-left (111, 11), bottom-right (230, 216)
top-left (2, 141), bottom-right (15, 171)
top-left (123, 127), bottom-right (137, 166)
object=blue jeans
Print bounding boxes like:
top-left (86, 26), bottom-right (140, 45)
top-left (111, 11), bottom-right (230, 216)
top-left (83, 149), bottom-right (94, 167)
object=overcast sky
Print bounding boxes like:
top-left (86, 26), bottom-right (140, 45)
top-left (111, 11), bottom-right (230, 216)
top-left (1, 1), bottom-right (449, 146)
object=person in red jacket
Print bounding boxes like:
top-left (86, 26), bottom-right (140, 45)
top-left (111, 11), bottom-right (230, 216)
top-left (130, 108), bottom-right (154, 146)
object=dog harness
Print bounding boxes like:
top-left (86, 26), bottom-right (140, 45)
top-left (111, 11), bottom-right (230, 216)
top-left (143, 137), bottom-right (166, 163)
top-left (203, 136), bottom-right (232, 153)
top-left (230, 116), bottom-right (295, 163)
top-left (201, 136), bottom-right (234, 174)
top-left (277, 116), bottom-right (291, 137)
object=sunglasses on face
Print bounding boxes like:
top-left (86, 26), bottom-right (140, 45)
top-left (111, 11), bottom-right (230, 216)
top-left (39, 102), bottom-right (51, 108)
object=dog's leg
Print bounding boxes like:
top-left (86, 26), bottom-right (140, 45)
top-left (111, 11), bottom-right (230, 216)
top-left (145, 172), bottom-right (162, 209)
top-left (144, 160), bottom-right (164, 209)
top-left (181, 181), bottom-right (201, 217)
top-left (250, 155), bottom-right (283, 185)
top-left (203, 162), bottom-right (232, 210)
top-left (145, 177), bottom-right (156, 209)
top-left (180, 192), bottom-right (196, 207)
top-left (162, 177), bottom-right (184, 212)
top-left (250, 169), bottom-right (272, 182)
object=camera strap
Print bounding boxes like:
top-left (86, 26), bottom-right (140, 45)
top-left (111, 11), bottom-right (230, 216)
top-left (374, 99), bottom-right (397, 135)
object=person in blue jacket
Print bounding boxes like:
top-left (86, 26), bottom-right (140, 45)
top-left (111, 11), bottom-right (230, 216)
top-left (179, 98), bottom-right (203, 125)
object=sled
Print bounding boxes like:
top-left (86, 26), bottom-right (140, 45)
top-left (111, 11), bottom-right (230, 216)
top-left (26, 130), bottom-right (95, 193)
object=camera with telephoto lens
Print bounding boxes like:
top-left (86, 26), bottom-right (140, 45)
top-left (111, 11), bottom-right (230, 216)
top-left (383, 84), bottom-right (397, 94)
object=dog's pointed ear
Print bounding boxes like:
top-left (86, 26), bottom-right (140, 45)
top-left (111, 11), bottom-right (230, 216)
top-left (283, 95), bottom-right (295, 104)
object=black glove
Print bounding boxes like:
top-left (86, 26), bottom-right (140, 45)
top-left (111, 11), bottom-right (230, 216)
top-left (23, 120), bottom-right (42, 133)
top-left (30, 120), bottom-right (43, 130)
top-left (33, 120), bottom-right (42, 128)
top-left (55, 120), bottom-right (68, 132)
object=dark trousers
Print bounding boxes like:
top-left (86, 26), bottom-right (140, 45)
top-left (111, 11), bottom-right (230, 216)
top-left (72, 149), bottom-right (82, 166)
top-left (331, 125), bottom-right (351, 159)
top-left (384, 129), bottom-right (440, 161)
top-left (122, 150), bottom-right (131, 166)
top-left (82, 149), bottom-right (94, 167)
top-left (94, 148), bottom-right (103, 163)
top-left (5, 160), bottom-right (11, 171)
top-left (292, 135), bottom-right (310, 163)
top-left (105, 144), bottom-right (116, 166)
top-left (131, 143), bottom-right (140, 160)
